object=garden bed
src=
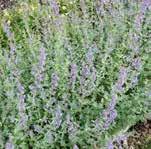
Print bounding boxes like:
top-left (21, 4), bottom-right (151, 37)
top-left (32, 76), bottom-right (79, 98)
top-left (0, 1), bottom-right (150, 148)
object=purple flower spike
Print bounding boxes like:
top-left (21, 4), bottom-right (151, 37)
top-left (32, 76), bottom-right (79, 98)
top-left (66, 114), bottom-right (77, 140)
top-left (114, 134), bottom-right (127, 149)
top-left (2, 22), bottom-right (16, 56)
top-left (102, 0), bottom-right (110, 4)
top-left (131, 75), bottom-right (139, 88)
top-left (81, 64), bottom-right (90, 79)
top-left (53, 105), bottom-right (62, 128)
top-left (73, 144), bottom-right (79, 149)
top-left (80, 64), bottom-right (90, 93)
top-left (19, 114), bottom-right (28, 128)
top-left (18, 81), bottom-right (25, 95)
top-left (134, 13), bottom-right (144, 29)
top-left (116, 67), bottom-right (128, 92)
top-left (2, 21), bottom-right (11, 38)
top-left (86, 49), bottom-right (94, 65)
top-left (17, 81), bottom-right (27, 128)
top-left (107, 140), bottom-right (114, 149)
top-left (104, 109), bottom-right (117, 129)
top-left (86, 44), bottom-right (97, 65)
top-left (9, 42), bottom-right (16, 56)
top-left (132, 58), bottom-right (142, 70)
top-left (92, 66), bottom-right (97, 82)
top-left (70, 64), bottom-right (78, 87)
top-left (49, 0), bottom-right (60, 16)
top-left (45, 131), bottom-right (54, 144)
top-left (39, 47), bottom-right (46, 70)
top-left (141, 0), bottom-right (151, 14)
top-left (5, 137), bottom-right (14, 149)
top-left (30, 47), bottom-right (46, 94)
top-left (51, 72), bottom-right (59, 95)
top-left (108, 94), bottom-right (117, 110)
top-left (33, 125), bottom-right (42, 133)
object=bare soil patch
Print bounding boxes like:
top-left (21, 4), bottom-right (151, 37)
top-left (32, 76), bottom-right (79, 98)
top-left (128, 120), bottom-right (151, 149)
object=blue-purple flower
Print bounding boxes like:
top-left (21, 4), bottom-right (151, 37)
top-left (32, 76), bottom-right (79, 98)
top-left (73, 144), bottom-right (79, 149)
top-left (141, 0), bottom-right (151, 14)
top-left (81, 63), bottom-right (90, 79)
top-left (30, 47), bottom-right (46, 95)
top-left (2, 21), bottom-right (12, 38)
top-left (9, 42), bottom-right (16, 57)
top-left (2, 22), bottom-right (16, 57)
top-left (48, 0), bottom-right (62, 29)
top-left (115, 134), bottom-right (127, 149)
top-left (131, 75), bottom-right (139, 88)
top-left (49, 0), bottom-right (60, 16)
top-left (108, 94), bottom-right (117, 110)
top-left (5, 137), bottom-right (14, 149)
top-left (107, 140), bottom-right (114, 149)
top-left (115, 67), bottom-right (128, 92)
top-left (103, 109), bottom-right (117, 130)
top-left (107, 134), bottom-right (127, 149)
top-left (51, 72), bottom-right (59, 95)
top-left (70, 63), bottom-right (78, 88)
top-left (53, 105), bottom-right (62, 128)
top-left (132, 57), bottom-right (142, 70)
top-left (39, 47), bottom-right (46, 71)
top-left (66, 114), bottom-right (78, 140)
top-left (134, 13), bottom-right (144, 30)
top-left (45, 131), bottom-right (54, 144)
top-left (17, 80), bottom-right (27, 128)
top-left (102, 94), bottom-right (118, 130)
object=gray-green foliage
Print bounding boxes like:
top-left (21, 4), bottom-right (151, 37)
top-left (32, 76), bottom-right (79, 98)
top-left (0, 0), bottom-right (151, 148)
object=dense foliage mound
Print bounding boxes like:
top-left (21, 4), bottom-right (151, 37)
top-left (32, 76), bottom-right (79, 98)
top-left (0, 0), bottom-right (151, 148)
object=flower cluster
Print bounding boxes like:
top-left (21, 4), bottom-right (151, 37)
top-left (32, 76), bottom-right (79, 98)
top-left (30, 47), bottom-right (46, 95)
top-left (66, 114), bottom-right (78, 140)
top-left (2, 21), bottom-right (16, 57)
top-left (129, 0), bottom-right (150, 88)
top-left (0, 0), bottom-right (150, 148)
top-left (102, 65), bottom-right (128, 130)
top-left (17, 80), bottom-right (27, 128)
top-left (80, 46), bottom-right (97, 97)
top-left (51, 72), bottom-right (59, 96)
top-left (69, 63), bottom-right (78, 89)
top-left (103, 94), bottom-right (117, 130)
top-left (115, 67), bottom-right (128, 93)
top-left (132, 57), bottom-right (142, 70)
top-left (73, 144), bottom-right (79, 149)
top-left (48, 0), bottom-right (59, 16)
top-left (107, 134), bottom-right (127, 149)
top-left (48, 0), bottom-right (62, 29)
top-left (45, 131), bottom-right (54, 144)
top-left (141, 0), bottom-right (151, 14)
top-left (102, 0), bottom-right (151, 132)
top-left (5, 136), bottom-right (14, 149)
top-left (52, 105), bottom-right (63, 129)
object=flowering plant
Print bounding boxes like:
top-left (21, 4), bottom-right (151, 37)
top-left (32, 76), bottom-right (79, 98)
top-left (0, 0), bottom-right (150, 148)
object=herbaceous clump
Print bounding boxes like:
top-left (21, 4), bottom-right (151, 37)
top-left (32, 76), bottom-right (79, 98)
top-left (0, 0), bottom-right (151, 148)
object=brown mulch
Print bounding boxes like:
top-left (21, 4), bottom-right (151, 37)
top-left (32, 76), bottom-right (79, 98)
top-left (127, 120), bottom-right (151, 149)
top-left (0, 0), bottom-right (15, 10)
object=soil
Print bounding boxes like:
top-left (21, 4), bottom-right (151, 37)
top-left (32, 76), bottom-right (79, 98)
top-left (128, 120), bottom-right (151, 149)
top-left (0, 0), bottom-right (14, 10)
